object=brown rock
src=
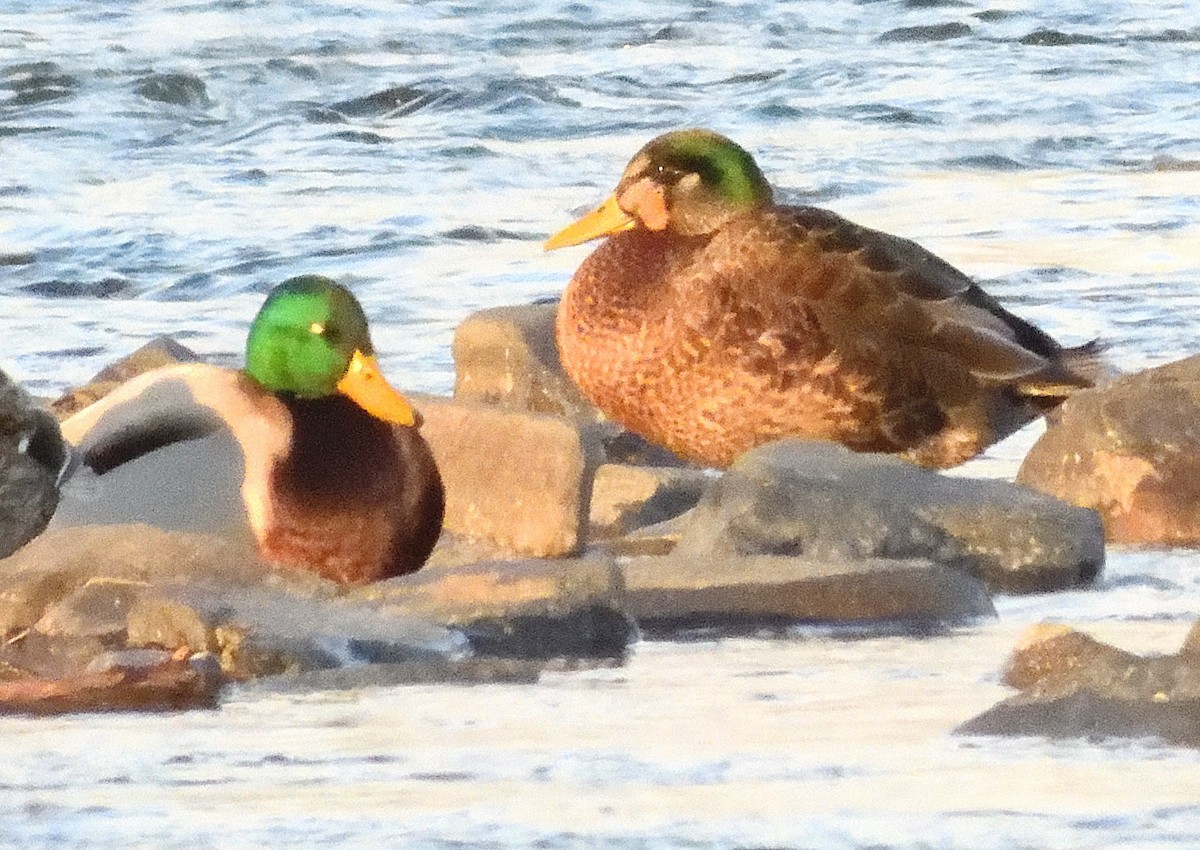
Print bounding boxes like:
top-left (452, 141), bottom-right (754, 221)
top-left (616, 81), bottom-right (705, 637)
top-left (0, 652), bottom-right (221, 715)
top-left (621, 554), bottom-right (994, 628)
top-left (452, 303), bottom-right (599, 420)
top-left (126, 597), bottom-right (214, 653)
top-left (1018, 353), bottom-right (1200, 545)
top-left (415, 394), bottom-right (603, 557)
top-left (0, 571), bottom-right (76, 636)
top-left (1001, 623), bottom-right (1143, 693)
top-left (0, 632), bottom-right (111, 680)
top-left (958, 624), bottom-right (1200, 746)
top-left (588, 463), bottom-right (710, 538)
top-left (34, 578), bottom-right (143, 639)
top-left (49, 336), bottom-right (200, 420)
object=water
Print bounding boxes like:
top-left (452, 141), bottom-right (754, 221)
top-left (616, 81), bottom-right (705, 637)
top-left (1, 0), bottom-right (1200, 846)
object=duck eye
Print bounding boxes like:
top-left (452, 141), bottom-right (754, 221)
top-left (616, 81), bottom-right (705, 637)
top-left (309, 321), bottom-right (341, 345)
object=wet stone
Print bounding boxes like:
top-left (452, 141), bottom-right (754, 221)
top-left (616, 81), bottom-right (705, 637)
top-left (415, 394), bottom-right (603, 558)
top-left (0, 524), bottom-right (469, 680)
top-left (355, 556), bottom-right (633, 660)
top-left (675, 439), bottom-right (1102, 594)
top-left (126, 597), bottom-right (214, 653)
top-left (588, 464), bottom-right (710, 539)
top-left (34, 579), bottom-right (142, 639)
top-left (957, 623), bottom-right (1200, 747)
top-left (622, 554), bottom-right (994, 632)
top-left (1018, 353), bottom-right (1200, 546)
top-left (0, 652), bottom-right (222, 715)
top-left (0, 632), bottom-right (111, 681)
top-left (50, 336), bottom-right (200, 420)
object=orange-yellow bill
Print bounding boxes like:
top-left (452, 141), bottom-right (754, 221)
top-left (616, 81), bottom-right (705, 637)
top-left (544, 193), bottom-right (637, 251)
top-left (337, 350), bottom-right (416, 426)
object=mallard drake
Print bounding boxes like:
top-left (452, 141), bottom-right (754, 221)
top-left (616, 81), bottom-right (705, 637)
top-left (53, 275), bottom-right (444, 584)
top-left (546, 129), bottom-right (1099, 469)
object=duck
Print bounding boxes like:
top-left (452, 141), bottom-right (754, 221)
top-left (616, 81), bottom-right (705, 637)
top-left (52, 275), bottom-right (444, 584)
top-left (545, 128), bottom-right (1100, 469)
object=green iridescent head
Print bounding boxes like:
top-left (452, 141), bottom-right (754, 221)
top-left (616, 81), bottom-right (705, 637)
top-left (545, 129), bottom-right (774, 249)
top-left (245, 275), bottom-right (372, 398)
top-left (244, 275), bottom-right (416, 425)
top-left (632, 129), bottom-right (773, 214)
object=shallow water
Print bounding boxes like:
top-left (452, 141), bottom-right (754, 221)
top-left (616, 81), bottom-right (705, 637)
top-left (2, 0), bottom-right (1200, 846)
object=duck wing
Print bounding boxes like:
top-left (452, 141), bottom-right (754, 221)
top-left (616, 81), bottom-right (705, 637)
top-left (765, 206), bottom-right (1097, 396)
top-left (53, 365), bottom-right (259, 537)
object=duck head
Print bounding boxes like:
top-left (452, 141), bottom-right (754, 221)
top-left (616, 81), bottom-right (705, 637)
top-left (244, 275), bottom-right (416, 426)
top-left (545, 129), bottom-right (773, 249)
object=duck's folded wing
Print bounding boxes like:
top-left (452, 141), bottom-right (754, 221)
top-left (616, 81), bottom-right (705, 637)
top-left (53, 365), bottom-right (253, 536)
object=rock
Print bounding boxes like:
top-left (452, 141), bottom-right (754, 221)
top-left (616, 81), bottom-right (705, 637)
top-left (0, 525), bottom-right (469, 681)
top-left (34, 578), bottom-right (142, 639)
top-left (415, 394), bottom-right (603, 558)
top-left (353, 556), bottom-right (633, 659)
top-left (134, 73), bottom-right (210, 108)
top-left (0, 632), bottom-right (111, 680)
top-left (999, 623), bottom-right (1142, 692)
top-left (452, 303), bottom-right (599, 420)
top-left (242, 656), bottom-right (546, 693)
top-left (49, 336), bottom-right (200, 420)
top-left (622, 554), bottom-right (994, 631)
top-left (0, 524), bottom-right (630, 679)
top-left (0, 368), bottom-right (66, 558)
top-left (1018, 354), bottom-right (1200, 545)
top-left (588, 464), bottom-right (710, 539)
top-left (450, 303), bottom-right (687, 466)
top-left (672, 439), bottom-right (1102, 594)
top-left (0, 652), bottom-right (221, 715)
top-left (126, 597), bottom-right (214, 653)
top-left (957, 623), bottom-right (1200, 746)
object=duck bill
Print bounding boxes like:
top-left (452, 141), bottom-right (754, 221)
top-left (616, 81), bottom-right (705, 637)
top-left (337, 350), bottom-right (417, 426)
top-left (544, 194), bottom-right (637, 250)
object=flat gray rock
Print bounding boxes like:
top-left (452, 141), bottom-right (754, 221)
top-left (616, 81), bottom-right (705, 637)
top-left (355, 555), bottom-right (634, 660)
top-left (622, 554), bottom-right (994, 631)
top-left (672, 439), bottom-right (1103, 594)
top-left (0, 525), bottom-right (467, 681)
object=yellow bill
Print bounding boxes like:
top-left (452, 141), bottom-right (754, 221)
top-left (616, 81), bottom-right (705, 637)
top-left (337, 350), bottom-right (417, 426)
top-left (544, 194), bottom-right (637, 250)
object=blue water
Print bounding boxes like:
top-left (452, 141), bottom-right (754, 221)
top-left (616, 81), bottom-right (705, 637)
top-left (2, 1), bottom-right (1200, 847)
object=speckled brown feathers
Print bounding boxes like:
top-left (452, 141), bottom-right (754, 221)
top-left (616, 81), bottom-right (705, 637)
top-left (557, 204), bottom-right (1096, 468)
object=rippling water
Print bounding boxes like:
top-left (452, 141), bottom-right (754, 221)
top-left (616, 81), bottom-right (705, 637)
top-left (2, 1), bottom-right (1200, 847)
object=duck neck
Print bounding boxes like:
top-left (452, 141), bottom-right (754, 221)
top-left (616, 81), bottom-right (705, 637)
top-left (273, 395), bottom-right (396, 504)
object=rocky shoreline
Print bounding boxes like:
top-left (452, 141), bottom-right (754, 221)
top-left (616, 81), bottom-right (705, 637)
top-left (2, 302), bottom-right (1198, 745)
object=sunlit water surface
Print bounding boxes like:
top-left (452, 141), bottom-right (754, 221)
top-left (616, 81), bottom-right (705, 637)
top-left (1, 1), bottom-right (1199, 847)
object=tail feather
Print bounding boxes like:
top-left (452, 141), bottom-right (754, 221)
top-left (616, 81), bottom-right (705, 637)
top-left (1061, 338), bottom-right (1116, 387)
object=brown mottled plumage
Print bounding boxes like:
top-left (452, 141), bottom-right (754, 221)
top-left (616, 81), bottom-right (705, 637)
top-left (547, 129), bottom-right (1098, 469)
